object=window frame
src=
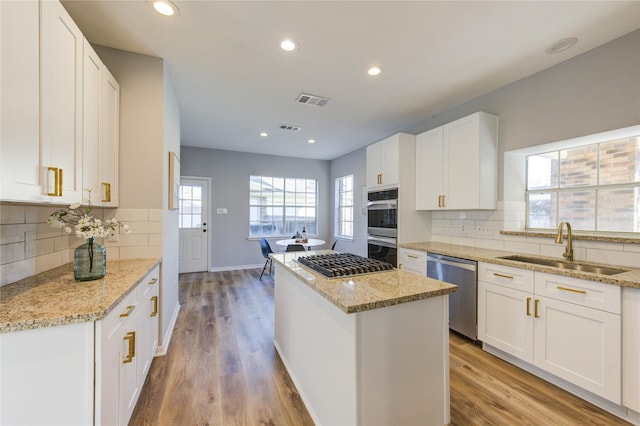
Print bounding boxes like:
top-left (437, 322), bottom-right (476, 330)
top-left (335, 175), bottom-right (354, 240)
top-left (249, 175), bottom-right (318, 238)
top-left (525, 133), bottom-right (640, 234)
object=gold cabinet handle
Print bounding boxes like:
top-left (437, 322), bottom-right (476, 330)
top-left (101, 182), bottom-right (111, 202)
top-left (526, 297), bottom-right (532, 316)
top-left (148, 277), bottom-right (158, 286)
top-left (493, 272), bottom-right (514, 279)
top-left (47, 167), bottom-right (63, 196)
top-left (119, 305), bottom-right (135, 318)
top-left (557, 285), bottom-right (587, 294)
top-left (150, 296), bottom-right (158, 317)
top-left (437, 195), bottom-right (442, 208)
top-left (123, 331), bottom-right (136, 364)
top-left (441, 194), bottom-right (445, 208)
top-left (377, 173), bottom-right (382, 185)
top-left (534, 299), bottom-right (540, 318)
top-left (407, 254), bottom-right (419, 259)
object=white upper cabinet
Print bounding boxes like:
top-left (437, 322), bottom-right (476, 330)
top-left (40, 0), bottom-right (84, 203)
top-left (83, 41), bottom-right (120, 207)
top-left (0, 1), bottom-right (46, 202)
top-left (367, 134), bottom-right (402, 189)
top-left (416, 112), bottom-right (498, 210)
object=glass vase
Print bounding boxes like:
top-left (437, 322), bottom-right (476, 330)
top-left (74, 237), bottom-right (106, 281)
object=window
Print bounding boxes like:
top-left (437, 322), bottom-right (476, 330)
top-left (179, 184), bottom-right (203, 228)
top-left (249, 176), bottom-right (317, 237)
top-left (335, 175), bottom-right (354, 238)
top-left (526, 135), bottom-right (640, 233)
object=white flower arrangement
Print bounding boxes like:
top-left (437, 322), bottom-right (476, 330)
top-left (48, 191), bottom-right (130, 240)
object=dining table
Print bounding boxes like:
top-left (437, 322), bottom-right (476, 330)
top-left (275, 238), bottom-right (326, 250)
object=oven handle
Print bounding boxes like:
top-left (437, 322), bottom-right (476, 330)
top-left (367, 200), bottom-right (397, 210)
top-left (367, 235), bottom-right (397, 248)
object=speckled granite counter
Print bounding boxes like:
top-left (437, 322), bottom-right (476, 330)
top-left (399, 242), bottom-right (640, 289)
top-left (270, 250), bottom-right (457, 314)
top-left (0, 258), bottom-right (161, 333)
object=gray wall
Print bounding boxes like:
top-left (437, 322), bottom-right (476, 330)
top-left (405, 29), bottom-right (640, 201)
top-left (329, 146), bottom-right (368, 257)
top-left (180, 147), bottom-right (331, 269)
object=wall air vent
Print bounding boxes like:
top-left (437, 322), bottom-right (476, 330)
top-left (279, 124), bottom-right (302, 132)
top-left (295, 93), bottom-right (329, 107)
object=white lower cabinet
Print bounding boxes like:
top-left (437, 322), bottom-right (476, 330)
top-left (478, 263), bottom-right (621, 404)
top-left (96, 264), bottom-right (160, 426)
top-left (398, 248), bottom-right (427, 276)
top-left (623, 287), bottom-right (640, 413)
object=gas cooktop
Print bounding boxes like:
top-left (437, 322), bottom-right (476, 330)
top-left (296, 252), bottom-right (394, 278)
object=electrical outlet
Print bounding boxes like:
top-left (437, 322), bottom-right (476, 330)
top-left (460, 224), bottom-right (466, 233)
top-left (108, 229), bottom-right (118, 242)
top-left (477, 227), bottom-right (491, 236)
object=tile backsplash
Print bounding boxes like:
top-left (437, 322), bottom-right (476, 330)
top-left (0, 203), bottom-right (162, 286)
top-left (429, 202), bottom-right (640, 268)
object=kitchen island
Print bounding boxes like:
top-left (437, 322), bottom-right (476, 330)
top-left (270, 251), bottom-right (457, 426)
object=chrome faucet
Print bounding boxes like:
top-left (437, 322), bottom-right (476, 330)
top-left (555, 221), bottom-right (574, 262)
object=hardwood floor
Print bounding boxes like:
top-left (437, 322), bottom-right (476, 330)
top-left (130, 270), bottom-right (629, 425)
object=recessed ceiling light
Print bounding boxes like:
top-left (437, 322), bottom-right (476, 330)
top-left (546, 37), bottom-right (578, 54)
top-left (367, 66), bottom-right (382, 76)
top-left (307, 139), bottom-right (316, 144)
top-left (259, 132), bottom-right (268, 137)
top-left (280, 39), bottom-right (297, 52)
top-left (152, 0), bottom-right (178, 16)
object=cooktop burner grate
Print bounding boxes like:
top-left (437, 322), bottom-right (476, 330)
top-left (296, 252), bottom-right (394, 278)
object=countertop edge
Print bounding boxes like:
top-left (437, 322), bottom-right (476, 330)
top-left (271, 252), bottom-right (458, 314)
top-left (399, 242), bottom-right (640, 289)
top-left (1, 258), bottom-right (162, 333)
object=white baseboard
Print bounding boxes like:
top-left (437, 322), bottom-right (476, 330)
top-left (209, 263), bottom-right (263, 272)
top-left (155, 301), bottom-right (180, 356)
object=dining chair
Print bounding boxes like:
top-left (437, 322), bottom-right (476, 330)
top-left (286, 244), bottom-right (306, 252)
top-left (259, 238), bottom-right (274, 279)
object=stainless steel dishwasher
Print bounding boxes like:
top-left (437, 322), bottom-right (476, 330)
top-left (427, 253), bottom-right (478, 341)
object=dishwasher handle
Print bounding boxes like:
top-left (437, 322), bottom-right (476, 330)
top-left (427, 255), bottom-right (477, 272)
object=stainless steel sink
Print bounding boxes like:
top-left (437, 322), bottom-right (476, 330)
top-left (499, 255), bottom-right (630, 276)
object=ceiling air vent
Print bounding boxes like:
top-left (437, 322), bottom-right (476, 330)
top-left (279, 124), bottom-right (302, 132)
top-left (295, 93), bottom-right (329, 107)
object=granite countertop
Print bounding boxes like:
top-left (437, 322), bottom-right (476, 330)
top-left (0, 258), bottom-right (161, 333)
top-left (399, 242), bottom-right (640, 289)
top-left (270, 251), bottom-right (458, 314)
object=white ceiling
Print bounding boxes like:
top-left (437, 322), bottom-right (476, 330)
top-left (62, 1), bottom-right (640, 161)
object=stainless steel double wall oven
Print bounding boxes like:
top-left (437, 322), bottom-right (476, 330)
top-left (367, 188), bottom-right (398, 266)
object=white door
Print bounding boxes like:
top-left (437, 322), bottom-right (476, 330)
top-left (179, 178), bottom-right (209, 273)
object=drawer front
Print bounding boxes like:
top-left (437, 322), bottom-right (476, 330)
top-left (478, 262), bottom-right (534, 293)
top-left (102, 285), bottom-right (142, 339)
top-left (534, 272), bottom-right (621, 314)
top-left (398, 249), bottom-right (427, 275)
top-left (141, 264), bottom-right (160, 297)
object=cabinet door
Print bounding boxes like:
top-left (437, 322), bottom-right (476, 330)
top-left (415, 127), bottom-right (444, 210)
top-left (533, 296), bottom-right (621, 403)
top-left (380, 137), bottom-right (399, 186)
top-left (443, 113), bottom-right (480, 209)
top-left (99, 68), bottom-right (120, 206)
top-left (366, 143), bottom-right (382, 188)
top-left (0, 0), bottom-right (46, 202)
top-left (40, 0), bottom-right (83, 203)
top-left (83, 40), bottom-right (102, 205)
top-left (622, 287), bottom-right (640, 411)
top-left (120, 316), bottom-right (141, 426)
top-left (478, 281), bottom-right (534, 363)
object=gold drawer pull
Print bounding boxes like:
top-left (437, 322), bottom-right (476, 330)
top-left (407, 255), bottom-right (419, 259)
top-left (526, 297), bottom-right (532, 316)
top-left (493, 272), bottom-right (514, 279)
top-left (557, 286), bottom-right (587, 295)
top-left (150, 296), bottom-right (158, 317)
top-left (123, 331), bottom-right (135, 364)
top-left (119, 305), bottom-right (135, 318)
top-left (101, 182), bottom-right (111, 202)
top-left (148, 277), bottom-right (158, 285)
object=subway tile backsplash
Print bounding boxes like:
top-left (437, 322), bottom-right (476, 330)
top-left (0, 203), bottom-right (162, 286)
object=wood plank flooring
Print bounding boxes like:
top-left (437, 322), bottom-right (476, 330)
top-left (129, 269), bottom-right (630, 425)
